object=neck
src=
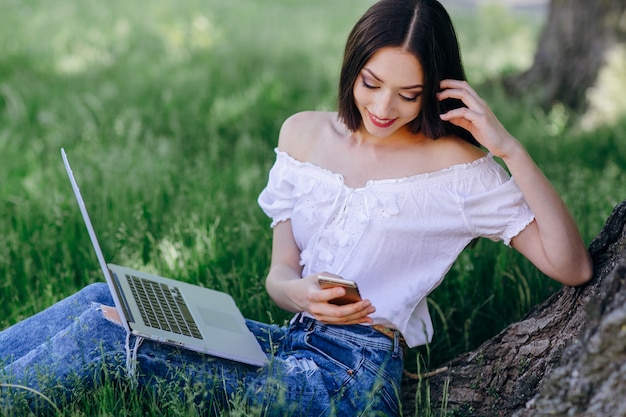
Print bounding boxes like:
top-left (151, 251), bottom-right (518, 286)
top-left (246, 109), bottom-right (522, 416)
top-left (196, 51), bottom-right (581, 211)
top-left (351, 126), bottom-right (426, 149)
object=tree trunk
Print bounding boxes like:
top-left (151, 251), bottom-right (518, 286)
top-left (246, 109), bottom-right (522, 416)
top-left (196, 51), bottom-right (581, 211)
top-left (502, 0), bottom-right (626, 112)
top-left (400, 199), bottom-right (626, 416)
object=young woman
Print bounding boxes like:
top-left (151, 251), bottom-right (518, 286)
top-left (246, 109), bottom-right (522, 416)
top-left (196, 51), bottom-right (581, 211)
top-left (1, 0), bottom-right (592, 415)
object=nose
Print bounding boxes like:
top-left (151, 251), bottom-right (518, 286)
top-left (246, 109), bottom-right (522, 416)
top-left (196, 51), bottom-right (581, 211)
top-left (372, 90), bottom-right (394, 119)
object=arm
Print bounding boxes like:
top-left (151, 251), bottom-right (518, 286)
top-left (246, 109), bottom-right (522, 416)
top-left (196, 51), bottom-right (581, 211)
top-left (265, 219), bottom-right (375, 325)
top-left (438, 80), bottom-right (592, 286)
top-left (264, 220), bottom-right (308, 313)
top-left (499, 144), bottom-right (592, 285)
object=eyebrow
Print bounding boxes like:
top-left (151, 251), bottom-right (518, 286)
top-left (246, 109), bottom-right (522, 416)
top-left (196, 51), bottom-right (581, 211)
top-left (363, 68), bottom-right (423, 90)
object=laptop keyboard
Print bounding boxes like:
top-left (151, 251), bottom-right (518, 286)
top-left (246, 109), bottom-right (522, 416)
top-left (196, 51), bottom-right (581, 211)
top-left (126, 274), bottom-right (203, 340)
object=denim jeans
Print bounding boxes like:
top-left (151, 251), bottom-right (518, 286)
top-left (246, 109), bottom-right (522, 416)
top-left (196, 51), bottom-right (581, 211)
top-left (1, 283), bottom-right (404, 416)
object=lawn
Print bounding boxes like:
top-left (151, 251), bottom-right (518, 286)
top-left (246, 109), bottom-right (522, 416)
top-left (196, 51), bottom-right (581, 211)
top-left (1, 0), bottom-right (625, 414)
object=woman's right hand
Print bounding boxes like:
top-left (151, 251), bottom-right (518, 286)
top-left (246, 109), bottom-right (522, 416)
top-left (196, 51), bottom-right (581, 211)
top-left (296, 273), bottom-right (376, 325)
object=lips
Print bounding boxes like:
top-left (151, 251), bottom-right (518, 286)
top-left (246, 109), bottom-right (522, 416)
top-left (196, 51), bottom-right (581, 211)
top-left (368, 110), bottom-right (397, 128)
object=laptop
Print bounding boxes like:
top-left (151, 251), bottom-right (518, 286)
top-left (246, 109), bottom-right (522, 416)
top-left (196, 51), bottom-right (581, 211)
top-left (61, 148), bottom-right (268, 367)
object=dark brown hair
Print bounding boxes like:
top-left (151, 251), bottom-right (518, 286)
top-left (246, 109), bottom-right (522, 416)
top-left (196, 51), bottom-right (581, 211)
top-left (337, 0), bottom-right (479, 146)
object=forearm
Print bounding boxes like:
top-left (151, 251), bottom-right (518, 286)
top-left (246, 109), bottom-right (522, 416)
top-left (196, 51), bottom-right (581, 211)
top-left (502, 141), bottom-right (592, 283)
top-left (265, 264), bottom-right (306, 313)
top-left (265, 220), bottom-right (311, 313)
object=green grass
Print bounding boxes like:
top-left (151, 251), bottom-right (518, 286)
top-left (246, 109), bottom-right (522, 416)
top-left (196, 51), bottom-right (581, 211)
top-left (1, 0), bottom-right (625, 415)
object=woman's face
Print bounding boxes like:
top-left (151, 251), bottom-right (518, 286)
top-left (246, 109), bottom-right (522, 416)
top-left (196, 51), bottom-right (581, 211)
top-left (352, 47), bottom-right (424, 139)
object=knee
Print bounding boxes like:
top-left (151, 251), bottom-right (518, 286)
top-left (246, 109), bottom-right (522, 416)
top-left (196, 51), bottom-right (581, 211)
top-left (77, 282), bottom-right (113, 306)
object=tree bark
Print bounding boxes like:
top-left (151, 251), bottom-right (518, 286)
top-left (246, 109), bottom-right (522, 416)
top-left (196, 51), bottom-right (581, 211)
top-left (400, 199), bottom-right (626, 416)
top-left (502, 0), bottom-right (626, 112)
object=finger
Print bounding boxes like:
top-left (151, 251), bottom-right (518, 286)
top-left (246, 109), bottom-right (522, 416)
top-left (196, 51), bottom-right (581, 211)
top-left (438, 88), bottom-right (484, 112)
top-left (313, 300), bottom-right (375, 324)
top-left (439, 106), bottom-right (472, 120)
top-left (439, 78), bottom-right (467, 88)
top-left (316, 286), bottom-right (349, 303)
top-left (316, 314), bottom-right (373, 325)
top-left (439, 79), bottom-right (479, 97)
top-left (439, 106), bottom-right (479, 130)
top-left (439, 79), bottom-right (487, 109)
top-left (321, 299), bottom-right (374, 317)
top-left (439, 109), bottom-right (484, 138)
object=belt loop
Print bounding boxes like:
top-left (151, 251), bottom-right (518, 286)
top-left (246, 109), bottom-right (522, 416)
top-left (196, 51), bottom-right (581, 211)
top-left (289, 312), bottom-right (304, 325)
top-left (392, 330), bottom-right (407, 358)
top-left (306, 316), bottom-right (316, 331)
top-left (392, 330), bottom-right (400, 357)
top-left (290, 313), bottom-right (316, 331)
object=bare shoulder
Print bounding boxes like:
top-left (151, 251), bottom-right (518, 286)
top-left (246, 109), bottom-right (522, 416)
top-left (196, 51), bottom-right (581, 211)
top-left (428, 135), bottom-right (487, 168)
top-left (277, 111), bottom-right (342, 160)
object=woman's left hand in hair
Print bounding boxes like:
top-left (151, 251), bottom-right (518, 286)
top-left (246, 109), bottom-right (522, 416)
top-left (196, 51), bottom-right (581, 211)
top-left (437, 79), bottom-right (517, 158)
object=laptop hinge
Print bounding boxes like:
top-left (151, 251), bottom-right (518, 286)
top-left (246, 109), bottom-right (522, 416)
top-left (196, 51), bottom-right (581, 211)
top-left (109, 268), bottom-right (135, 323)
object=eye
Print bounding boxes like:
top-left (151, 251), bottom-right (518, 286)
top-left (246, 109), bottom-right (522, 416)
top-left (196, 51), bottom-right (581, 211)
top-left (361, 79), bottom-right (377, 90)
top-left (400, 93), bottom-right (420, 103)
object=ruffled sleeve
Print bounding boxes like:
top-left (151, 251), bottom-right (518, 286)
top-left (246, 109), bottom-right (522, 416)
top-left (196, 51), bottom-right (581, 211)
top-left (257, 150), bottom-right (294, 227)
top-left (461, 158), bottom-right (535, 246)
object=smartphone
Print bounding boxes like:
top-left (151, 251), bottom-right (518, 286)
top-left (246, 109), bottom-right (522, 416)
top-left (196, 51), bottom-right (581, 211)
top-left (317, 273), bottom-right (362, 305)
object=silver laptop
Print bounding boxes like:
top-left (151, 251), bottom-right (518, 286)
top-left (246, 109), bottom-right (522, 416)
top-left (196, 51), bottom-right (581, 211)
top-left (61, 148), bottom-right (268, 367)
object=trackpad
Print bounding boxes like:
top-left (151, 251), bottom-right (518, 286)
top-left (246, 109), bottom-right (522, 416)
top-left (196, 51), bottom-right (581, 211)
top-left (198, 307), bottom-right (243, 334)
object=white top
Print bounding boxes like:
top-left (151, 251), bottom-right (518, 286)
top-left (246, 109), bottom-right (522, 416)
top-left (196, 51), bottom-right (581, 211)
top-left (258, 149), bottom-right (535, 347)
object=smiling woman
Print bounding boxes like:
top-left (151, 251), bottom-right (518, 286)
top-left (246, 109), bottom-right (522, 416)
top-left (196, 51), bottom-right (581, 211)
top-left (352, 48), bottom-right (424, 134)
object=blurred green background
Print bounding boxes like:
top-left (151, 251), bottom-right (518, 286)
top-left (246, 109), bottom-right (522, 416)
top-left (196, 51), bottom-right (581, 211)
top-left (1, 0), bottom-right (625, 386)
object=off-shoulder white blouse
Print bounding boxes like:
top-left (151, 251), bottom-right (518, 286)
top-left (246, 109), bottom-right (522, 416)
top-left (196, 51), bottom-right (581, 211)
top-left (258, 149), bottom-right (534, 347)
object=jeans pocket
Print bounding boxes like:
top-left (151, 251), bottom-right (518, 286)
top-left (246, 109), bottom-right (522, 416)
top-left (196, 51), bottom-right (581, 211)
top-left (300, 326), bottom-right (402, 416)
top-left (302, 329), bottom-right (358, 392)
top-left (359, 357), bottom-right (402, 416)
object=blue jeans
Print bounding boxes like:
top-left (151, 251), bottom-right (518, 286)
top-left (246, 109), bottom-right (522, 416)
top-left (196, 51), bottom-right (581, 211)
top-left (1, 283), bottom-right (404, 416)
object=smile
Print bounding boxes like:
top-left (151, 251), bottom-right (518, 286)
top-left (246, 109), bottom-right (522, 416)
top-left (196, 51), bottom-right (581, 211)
top-left (368, 110), bottom-right (397, 128)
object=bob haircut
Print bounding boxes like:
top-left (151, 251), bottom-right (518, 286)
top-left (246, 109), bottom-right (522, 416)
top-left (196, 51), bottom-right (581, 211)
top-left (337, 0), bottom-right (479, 146)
